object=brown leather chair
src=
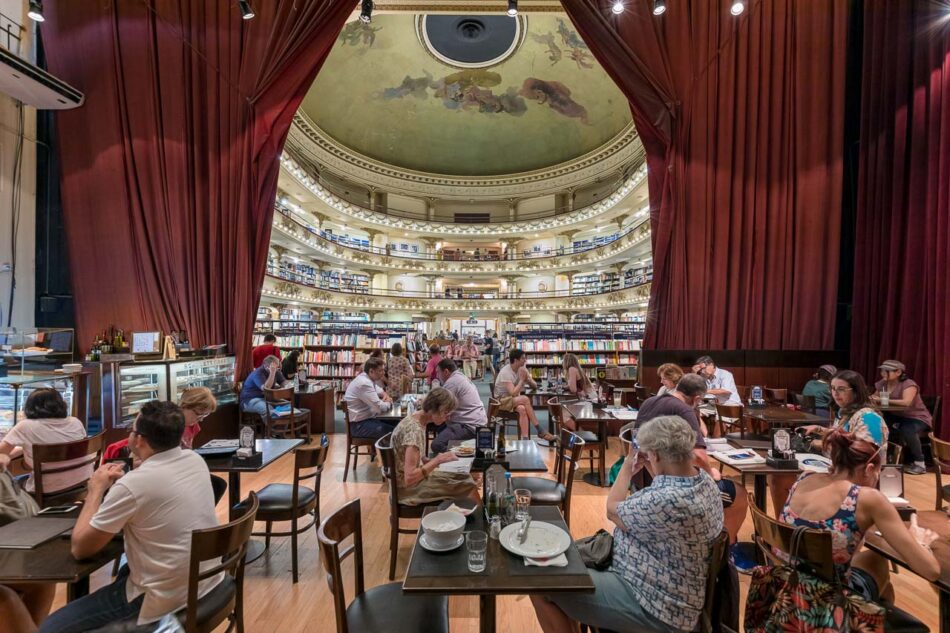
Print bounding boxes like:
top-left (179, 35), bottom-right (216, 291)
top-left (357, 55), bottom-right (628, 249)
top-left (31, 432), bottom-right (104, 508)
top-left (318, 499), bottom-right (449, 633)
top-left (176, 492), bottom-right (258, 633)
top-left (264, 386), bottom-right (310, 442)
top-left (340, 401), bottom-right (377, 481)
top-left (931, 433), bottom-right (950, 511)
top-left (510, 428), bottom-right (584, 527)
top-left (236, 437), bottom-right (328, 583)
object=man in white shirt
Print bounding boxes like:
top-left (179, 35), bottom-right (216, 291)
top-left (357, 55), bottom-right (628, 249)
top-left (41, 401), bottom-right (221, 632)
top-left (495, 349), bottom-right (555, 440)
top-left (431, 358), bottom-right (487, 453)
top-left (343, 357), bottom-right (395, 440)
top-left (692, 355), bottom-right (741, 404)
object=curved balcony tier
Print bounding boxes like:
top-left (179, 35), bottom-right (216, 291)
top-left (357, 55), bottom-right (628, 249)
top-left (260, 275), bottom-right (651, 315)
top-left (270, 209), bottom-right (652, 277)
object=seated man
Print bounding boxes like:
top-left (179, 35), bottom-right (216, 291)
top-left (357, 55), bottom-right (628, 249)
top-left (239, 354), bottom-right (287, 417)
top-left (430, 359), bottom-right (488, 453)
top-left (343, 357), bottom-right (394, 440)
top-left (692, 355), bottom-right (741, 404)
top-left (532, 416), bottom-right (725, 633)
top-left (494, 350), bottom-right (555, 441)
top-left (41, 401), bottom-right (220, 633)
top-left (633, 373), bottom-right (749, 544)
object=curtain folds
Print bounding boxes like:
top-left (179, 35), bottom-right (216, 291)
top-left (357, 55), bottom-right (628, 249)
top-left (562, 0), bottom-right (848, 350)
top-left (852, 0), bottom-right (950, 436)
top-left (42, 0), bottom-right (353, 376)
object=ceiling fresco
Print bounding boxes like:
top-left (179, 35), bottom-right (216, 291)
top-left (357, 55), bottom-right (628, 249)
top-left (300, 14), bottom-right (632, 177)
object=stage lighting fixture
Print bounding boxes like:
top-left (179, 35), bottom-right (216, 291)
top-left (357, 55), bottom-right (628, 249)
top-left (612, 1), bottom-right (625, 14)
top-left (360, 0), bottom-right (374, 23)
top-left (27, 0), bottom-right (44, 22)
top-left (730, 0), bottom-right (746, 16)
top-left (652, 0), bottom-right (666, 15)
top-left (507, 0), bottom-right (518, 17)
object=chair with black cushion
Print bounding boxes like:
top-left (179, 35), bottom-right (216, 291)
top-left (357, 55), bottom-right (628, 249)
top-left (931, 434), bottom-right (950, 511)
top-left (31, 432), bottom-right (104, 509)
top-left (549, 396), bottom-right (603, 479)
top-left (376, 433), bottom-right (428, 580)
top-left (715, 403), bottom-right (745, 440)
top-left (511, 428), bottom-right (584, 527)
top-left (176, 492), bottom-right (258, 633)
top-left (341, 401), bottom-right (376, 482)
top-left (236, 437), bottom-right (328, 583)
top-left (263, 386), bottom-right (311, 443)
top-left (318, 499), bottom-right (449, 633)
top-left (750, 501), bottom-right (929, 633)
top-left (488, 396), bottom-right (522, 439)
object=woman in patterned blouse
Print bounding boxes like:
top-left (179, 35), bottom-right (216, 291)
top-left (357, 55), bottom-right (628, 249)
top-left (385, 343), bottom-right (414, 400)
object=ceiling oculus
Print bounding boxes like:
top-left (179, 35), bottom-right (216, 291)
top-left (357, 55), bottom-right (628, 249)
top-left (418, 14), bottom-right (526, 69)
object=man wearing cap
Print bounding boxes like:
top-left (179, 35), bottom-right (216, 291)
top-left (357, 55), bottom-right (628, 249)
top-left (872, 360), bottom-right (933, 475)
top-left (802, 364), bottom-right (836, 416)
top-left (691, 355), bottom-right (741, 405)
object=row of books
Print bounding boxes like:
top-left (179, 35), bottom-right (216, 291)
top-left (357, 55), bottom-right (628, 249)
top-left (253, 333), bottom-right (405, 348)
top-left (524, 353), bottom-right (637, 366)
top-left (304, 363), bottom-right (357, 378)
top-left (518, 339), bottom-right (641, 352)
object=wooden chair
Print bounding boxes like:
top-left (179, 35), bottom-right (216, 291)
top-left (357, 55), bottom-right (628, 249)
top-left (511, 428), bottom-right (584, 527)
top-left (176, 492), bottom-right (258, 633)
top-left (264, 386), bottom-right (311, 442)
top-left (887, 441), bottom-right (904, 468)
top-left (765, 388), bottom-right (788, 405)
top-left (340, 401), bottom-right (376, 482)
top-left (548, 397), bottom-right (603, 480)
top-left (736, 385), bottom-right (751, 402)
top-left (634, 384), bottom-right (651, 407)
top-left (488, 396), bottom-right (521, 439)
top-left (749, 501), bottom-right (928, 633)
top-left (931, 433), bottom-right (950, 511)
top-left (792, 392), bottom-right (817, 414)
top-left (715, 403), bottom-right (745, 439)
top-left (31, 432), bottom-right (104, 508)
top-left (920, 395), bottom-right (942, 463)
top-left (318, 499), bottom-right (449, 633)
top-left (237, 437), bottom-right (328, 583)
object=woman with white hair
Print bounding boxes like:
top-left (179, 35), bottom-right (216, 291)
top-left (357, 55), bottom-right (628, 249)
top-left (532, 416), bottom-right (724, 633)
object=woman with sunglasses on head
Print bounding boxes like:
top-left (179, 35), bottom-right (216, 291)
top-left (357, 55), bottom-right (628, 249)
top-left (871, 360), bottom-right (932, 475)
top-left (778, 429), bottom-right (938, 604)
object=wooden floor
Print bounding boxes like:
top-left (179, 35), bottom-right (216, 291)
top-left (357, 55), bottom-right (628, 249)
top-left (48, 431), bottom-right (943, 633)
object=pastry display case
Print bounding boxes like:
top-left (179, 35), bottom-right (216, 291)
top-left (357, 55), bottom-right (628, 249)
top-left (0, 328), bottom-right (75, 374)
top-left (115, 362), bottom-right (169, 430)
top-left (168, 357), bottom-right (237, 405)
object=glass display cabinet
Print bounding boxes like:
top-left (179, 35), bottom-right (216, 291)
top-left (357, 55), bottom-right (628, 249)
top-left (0, 374), bottom-right (77, 436)
top-left (0, 328), bottom-right (75, 374)
top-left (168, 357), bottom-right (237, 405)
top-left (116, 363), bottom-right (169, 431)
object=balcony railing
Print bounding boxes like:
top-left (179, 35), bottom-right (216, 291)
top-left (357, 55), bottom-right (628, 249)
top-left (274, 203), bottom-right (646, 262)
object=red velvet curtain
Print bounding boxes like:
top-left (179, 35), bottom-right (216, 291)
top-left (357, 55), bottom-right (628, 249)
top-left (852, 0), bottom-right (950, 436)
top-left (42, 0), bottom-right (353, 376)
top-left (562, 0), bottom-right (848, 350)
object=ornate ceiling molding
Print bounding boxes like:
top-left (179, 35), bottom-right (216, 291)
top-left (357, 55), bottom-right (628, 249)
top-left (286, 111), bottom-right (646, 199)
top-left (279, 154), bottom-right (648, 236)
top-left (261, 277), bottom-right (652, 314)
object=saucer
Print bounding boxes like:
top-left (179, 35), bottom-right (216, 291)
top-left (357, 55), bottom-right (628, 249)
top-left (419, 533), bottom-right (464, 553)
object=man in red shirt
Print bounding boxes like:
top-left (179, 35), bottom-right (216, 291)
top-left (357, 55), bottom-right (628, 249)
top-left (251, 334), bottom-right (280, 369)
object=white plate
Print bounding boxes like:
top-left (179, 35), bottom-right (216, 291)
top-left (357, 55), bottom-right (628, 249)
top-left (499, 521), bottom-right (571, 559)
top-left (418, 533), bottom-right (464, 553)
top-left (796, 453), bottom-right (832, 473)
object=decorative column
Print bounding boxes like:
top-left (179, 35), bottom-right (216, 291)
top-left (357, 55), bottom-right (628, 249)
top-left (425, 197), bottom-right (438, 221)
top-left (507, 197), bottom-right (519, 222)
top-left (559, 230), bottom-right (579, 252)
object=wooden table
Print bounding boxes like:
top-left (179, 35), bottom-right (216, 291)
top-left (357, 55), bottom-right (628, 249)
top-left (0, 509), bottom-right (124, 601)
top-left (203, 438), bottom-right (304, 561)
top-left (446, 439), bottom-right (549, 473)
top-left (865, 511), bottom-right (950, 632)
top-left (744, 405), bottom-right (828, 427)
top-left (710, 444), bottom-right (803, 512)
top-left (403, 505), bottom-right (594, 633)
top-left (563, 402), bottom-right (621, 486)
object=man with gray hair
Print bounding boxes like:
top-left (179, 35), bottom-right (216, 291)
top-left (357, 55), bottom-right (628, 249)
top-left (692, 355), bottom-right (741, 404)
top-left (240, 354), bottom-right (288, 417)
top-left (531, 415), bottom-right (724, 633)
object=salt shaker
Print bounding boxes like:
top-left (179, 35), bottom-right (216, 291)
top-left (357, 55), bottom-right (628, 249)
top-left (489, 516), bottom-right (502, 540)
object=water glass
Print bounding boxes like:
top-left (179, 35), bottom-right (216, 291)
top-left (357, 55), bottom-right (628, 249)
top-left (467, 530), bottom-right (488, 572)
top-left (880, 390), bottom-right (890, 407)
top-left (613, 392), bottom-right (623, 407)
top-left (515, 488), bottom-right (532, 520)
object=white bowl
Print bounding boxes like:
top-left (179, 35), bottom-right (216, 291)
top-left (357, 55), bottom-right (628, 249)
top-left (62, 364), bottom-right (83, 374)
top-left (421, 510), bottom-right (466, 548)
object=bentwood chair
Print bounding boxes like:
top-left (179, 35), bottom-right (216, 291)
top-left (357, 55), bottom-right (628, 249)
top-left (931, 434), bottom-right (950, 511)
top-left (264, 387), bottom-right (311, 442)
top-left (176, 492), bottom-right (258, 633)
top-left (736, 385), bottom-right (751, 403)
top-left (547, 397), bottom-right (602, 480)
top-left (488, 396), bottom-right (521, 439)
top-left (510, 428), bottom-right (584, 527)
top-left (921, 395), bottom-right (942, 464)
top-left (764, 388), bottom-right (788, 405)
top-left (31, 433), bottom-right (104, 508)
top-left (715, 403), bottom-right (745, 440)
top-left (236, 437), bottom-right (328, 583)
top-left (318, 499), bottom-right (449, 633)
top-left (792, 392), bottom-right (817, 414)
top-left (749, 501), bottom-right (928, 633)
top-left (340, 401), bottom-right (376, 481)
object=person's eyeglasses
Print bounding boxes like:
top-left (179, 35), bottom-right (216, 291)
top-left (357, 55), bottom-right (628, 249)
top-left (196, 412), bottom-right (211, 422)
top-left (829, 386), bottom-right (853, 394)
top-left (129, 427), bottom-right (149, 441)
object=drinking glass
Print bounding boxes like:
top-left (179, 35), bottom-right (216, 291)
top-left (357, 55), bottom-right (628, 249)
top-left (880, 390), bottom-right (890, 407)
top-left (467, 530), bottom-right (488, 572)
top-left (515, 488), bottom-right (532, 520)
top-left (613, 392), bottom-right (623, 407)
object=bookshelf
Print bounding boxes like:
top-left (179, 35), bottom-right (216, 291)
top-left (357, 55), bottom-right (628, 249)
top-left (510, 322), bottom-right (644, 382)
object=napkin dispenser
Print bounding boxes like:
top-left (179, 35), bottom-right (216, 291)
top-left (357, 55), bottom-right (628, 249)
top-left (765, 429), bottom-right (799, 469)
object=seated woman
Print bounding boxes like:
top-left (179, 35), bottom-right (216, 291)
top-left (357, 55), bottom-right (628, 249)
top-left (532, 416), bottom-right (724, 633)
top-left (872, 360), bottom-right (931, 475)
top-left (656, 362), bottom-right (684, 396)
top-left (390, 388), bottom-right (479, 506)
top-left (559, 353), bottom-right (597, 433)
top-left (779, 429), bottom-right (939, 603)
top-left (280, 349), bottom-right (305, 382)
top-left (801, 364), bottom-right (836, 418)
top-left (0, 388), bottom-right (88, 496)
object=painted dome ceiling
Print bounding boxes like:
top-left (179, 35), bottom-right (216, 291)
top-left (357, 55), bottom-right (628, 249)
top-left (300, 13), bottom-right (633, 177)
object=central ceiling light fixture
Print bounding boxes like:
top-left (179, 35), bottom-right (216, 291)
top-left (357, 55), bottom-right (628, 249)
top-left (652, 0), bottom-right (667, 16)
top-left (507, 0), bottom-right (518, 17)
top-left (360, 0), bottom-right (374, 23)
top-left (730, 0), bottom-right (746, 16)
top-left (27, 0), bottom-right (44, 22)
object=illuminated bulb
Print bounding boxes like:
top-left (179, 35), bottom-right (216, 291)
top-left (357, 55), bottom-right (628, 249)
top-left (652, 0), bottom-right (666, 16)
top-left (612, 1), bottom-right (625, 14)
top-left (730, 0), bottom-right (745, 15)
